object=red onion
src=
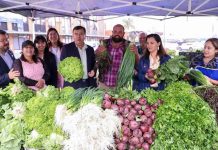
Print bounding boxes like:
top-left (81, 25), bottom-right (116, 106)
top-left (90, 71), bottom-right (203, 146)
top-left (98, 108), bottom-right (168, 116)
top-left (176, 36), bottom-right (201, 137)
top-left (140, 115), bottom-right (148, 123)
top-left (124, 99), bottom-right (130, 105)
top-left (133, 129), bottom-right (142, 137)
top-left (131, 101), bottom-right (137, 106)
top-left (142, 143), bottom-right (150, 150)
top-left (104, 93), bottom-right (111, 100)
top-left (140, 125), bottom-right (149, 133)
top-left (102, 100), bottom-right (111, 109)
top-left (127, 113), bottom-right (135, 121)
top-left (122, 136), bottom-right (128, 143)
top-left (117, 99), bottom-right (125, 106)
top-left (139, 98), bottom-right (147, 105)
top-left (143, 132), bottom-right (151, 140)
top-left (129, 121), bottom-right (139, 130)
top-left (138, 110), bottom-right (144, 115)
top-left (117, 142), bottom-right (126, 150)
top-left (129, 145), bottom-right (135, 150)
top-left (123, 118), bottom-right (129, 126)
top-left (129, 137), bottom-right (139, 145)
top-left (134, 104), bottom-right (142, 111)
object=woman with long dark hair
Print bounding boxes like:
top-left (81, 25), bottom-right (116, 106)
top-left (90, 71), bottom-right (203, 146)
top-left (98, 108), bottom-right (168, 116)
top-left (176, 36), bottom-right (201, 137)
top-left (13, 40), bottom-right (49, 91)
top-left (47, 28), bottom-right (64, 88)
top-left (34, 35), bottom-right (57, 87)
top-left (137, 34), bottom-right (171, 91)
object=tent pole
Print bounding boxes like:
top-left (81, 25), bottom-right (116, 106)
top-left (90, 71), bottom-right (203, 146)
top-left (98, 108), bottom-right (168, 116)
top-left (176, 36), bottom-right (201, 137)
top-left (31, 10), bottom-right (35, 41)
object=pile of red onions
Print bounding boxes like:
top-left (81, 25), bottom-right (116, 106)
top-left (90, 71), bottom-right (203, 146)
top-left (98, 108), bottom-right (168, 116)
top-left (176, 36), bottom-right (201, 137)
top-left (102, 93), bottom-right (163, 150)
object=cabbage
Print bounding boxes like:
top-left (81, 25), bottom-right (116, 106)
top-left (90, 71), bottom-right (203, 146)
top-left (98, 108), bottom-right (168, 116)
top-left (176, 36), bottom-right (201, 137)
top-left (58, 57), bottom-right (84, 83)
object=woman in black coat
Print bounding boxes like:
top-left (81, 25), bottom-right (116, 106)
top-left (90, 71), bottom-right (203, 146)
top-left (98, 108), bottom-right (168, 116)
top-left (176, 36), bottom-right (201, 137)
top-left (34, 35), bottom-right (58, 87)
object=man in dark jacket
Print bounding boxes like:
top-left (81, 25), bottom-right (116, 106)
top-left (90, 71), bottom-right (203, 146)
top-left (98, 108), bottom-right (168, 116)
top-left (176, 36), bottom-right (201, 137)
top-left (60, 26), bottom-right (96, 89)
top-left (0, 30), bottom-right (20, 89)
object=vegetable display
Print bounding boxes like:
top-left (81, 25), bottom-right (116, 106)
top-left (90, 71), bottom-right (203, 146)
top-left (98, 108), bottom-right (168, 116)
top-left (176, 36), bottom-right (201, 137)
top-left (55, 104), bottom-right (121, 150)
top-left (152, 82), bottom-right (218, 150)
top-left (194, 86), bottom-right (218, 122)
top-left (102, 94), bottom-right (162, 150)
top-left (58, 57), bottom-right (84, 83)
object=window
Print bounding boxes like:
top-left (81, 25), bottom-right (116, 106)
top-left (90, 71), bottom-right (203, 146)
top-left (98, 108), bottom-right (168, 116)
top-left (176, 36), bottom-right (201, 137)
top-left (13, 34), bottom-right (29, 50)
top-left (35, 18), bottom-right (46, 32)
top-left (63, 36), bottom-right (72, 44)
top-left (0, 22), bottom-right (7, 30)
top-left (12, 23), bottom-right (18, 31)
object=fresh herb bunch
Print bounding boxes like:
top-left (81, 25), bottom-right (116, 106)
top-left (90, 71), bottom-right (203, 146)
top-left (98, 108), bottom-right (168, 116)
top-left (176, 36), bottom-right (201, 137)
top-left (156, 56), bottom-right (189, 85)
top-left (58, 57), bottom-right (84, 83)
top-left (151, 81), bottom-right (218, 150)
top-left (95, 40), bottom-right (112, 81)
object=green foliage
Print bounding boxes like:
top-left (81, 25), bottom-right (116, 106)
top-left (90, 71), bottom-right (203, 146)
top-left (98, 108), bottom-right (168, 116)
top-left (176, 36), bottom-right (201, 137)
top-left (70, 88), bottom-right (104, 112)
top-left (58, 57), bottom-right (84, 83)
top-left (188, 69), bottom-right (212, 86)
top-left (0, 104), bottom-right (26, 150)
top-left (59, 86), bottom-right (75, 103)
top-left (36, 85), bottom-right (60, 100)
top-left (24, 96), bottom-right (62, 137)
top-left (117, 44), bottom-right (135, 89)
top-left (156, 56), bottom-right (189, 85)
top-left (151, 81), bottom-right (218, 150)
top-left (140, 88), bottom-right (160, 105)
top-left (3, 79), bottom-right (34, 103)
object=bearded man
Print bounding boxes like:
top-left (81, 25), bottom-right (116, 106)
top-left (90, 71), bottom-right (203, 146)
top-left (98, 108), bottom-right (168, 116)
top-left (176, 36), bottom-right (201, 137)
top-left (95, 24), bottom-right (139, 89)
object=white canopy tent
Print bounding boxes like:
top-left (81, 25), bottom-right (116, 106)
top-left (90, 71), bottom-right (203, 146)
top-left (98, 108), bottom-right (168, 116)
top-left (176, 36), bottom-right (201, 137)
top-left (0, 0), bottom-right (218, 21)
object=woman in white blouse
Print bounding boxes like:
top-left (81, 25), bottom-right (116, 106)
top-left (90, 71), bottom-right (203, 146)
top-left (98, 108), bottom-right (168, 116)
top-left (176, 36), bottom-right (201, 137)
top-left (47, 28), bottom-right (64, 88)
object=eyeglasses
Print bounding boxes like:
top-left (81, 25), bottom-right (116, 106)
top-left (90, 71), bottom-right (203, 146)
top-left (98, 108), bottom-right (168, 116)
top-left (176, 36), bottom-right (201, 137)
top-left (0, 39), bottom-right (8, 43)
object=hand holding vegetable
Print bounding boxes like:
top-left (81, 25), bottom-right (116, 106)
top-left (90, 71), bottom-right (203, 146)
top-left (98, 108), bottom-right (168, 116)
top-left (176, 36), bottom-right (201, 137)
top-left (95, 44), bottom-right (106, 55)
top-left (129, 44), bottom-right (138, 55)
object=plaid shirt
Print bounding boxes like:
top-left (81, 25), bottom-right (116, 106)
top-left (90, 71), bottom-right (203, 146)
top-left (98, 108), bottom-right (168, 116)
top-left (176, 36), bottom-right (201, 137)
top-left (103, 40), bottom-right (125, 87)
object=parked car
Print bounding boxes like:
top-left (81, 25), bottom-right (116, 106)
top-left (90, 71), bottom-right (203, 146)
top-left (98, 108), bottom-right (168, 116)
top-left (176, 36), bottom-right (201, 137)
top-left (178, 41), bottom-right (204, 51)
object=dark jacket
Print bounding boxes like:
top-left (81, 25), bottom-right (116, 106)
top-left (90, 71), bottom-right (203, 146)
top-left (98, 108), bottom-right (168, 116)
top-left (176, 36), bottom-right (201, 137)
top-left (13, 58), bottom-right (50, 86)
top-left (60, 42), bottom-right (97, 89)
top-left (137, 54), bottom-right (171, 91)
top-left (0, 50), bottom-right (15, 89)
top-left (43, 52), bottom-right (58, 87)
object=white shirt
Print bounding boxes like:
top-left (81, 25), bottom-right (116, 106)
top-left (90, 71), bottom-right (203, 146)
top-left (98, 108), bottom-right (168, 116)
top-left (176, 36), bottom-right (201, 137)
top-left (0, 50), bottom-right (13, 69)
top-left (149, 55), bottom-right (160, 70)
top-left (50, 47), bottom-right (61, 65)
top-left (77, 44), bottom-right (88, 79)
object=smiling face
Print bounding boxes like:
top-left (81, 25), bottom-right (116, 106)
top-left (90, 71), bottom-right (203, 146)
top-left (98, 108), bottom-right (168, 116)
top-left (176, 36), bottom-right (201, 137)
top-left (146, 37), bottom-right (160, 54)
top-left (35, 40), bottom-right (46, 53)
top-left (48, 30), bottom-right (58, 45)
top-left (204, 41), bottom-right (218, 59)
top-left (22, 45), bottom-right (35, 58)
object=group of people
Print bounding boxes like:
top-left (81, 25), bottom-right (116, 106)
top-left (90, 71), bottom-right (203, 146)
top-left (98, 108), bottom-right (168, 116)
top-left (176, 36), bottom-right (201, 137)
top-left (0, 23), bottom-right (218, 92)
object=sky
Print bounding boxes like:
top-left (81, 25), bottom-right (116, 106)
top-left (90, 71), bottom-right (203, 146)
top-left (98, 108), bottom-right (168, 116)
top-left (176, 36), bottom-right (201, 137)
top-left (102, 16), bottom-right (218, 40)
